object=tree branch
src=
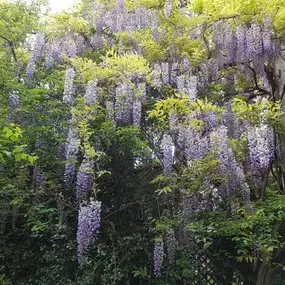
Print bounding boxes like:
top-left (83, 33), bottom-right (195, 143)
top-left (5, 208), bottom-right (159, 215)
top-left (0, 34), bottom-right (17, 63)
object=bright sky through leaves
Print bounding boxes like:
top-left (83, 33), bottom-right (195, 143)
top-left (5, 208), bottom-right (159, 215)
top-left (49, 0), bottom-right (78, 12)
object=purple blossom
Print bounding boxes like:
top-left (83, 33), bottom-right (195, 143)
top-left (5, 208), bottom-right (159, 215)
top-left (135, 6), bottom-right (150, 29)
top-left (90, 34), bottom-right (104, 48)
top-left (106, 101), bottom-right (115, 122)
top-left (154, 238), bottom-right (164, 278)
top-left (63, 67), bottom-right (76, 104)
top-left (262, 16), bottom-right (274, 55)
top-left (247, 124), bottom-right (274, 170)
top-left (210, 126), bottom-right (251, 201)
top-left (236, 24), bottom-right (247, 63)
top-left (170, 62), bottom-right (179, 84)
top-left (149, 11), bottom-right (159, 40)
top-left (182, 126), bottom-right (209, 162)
top-left (8, 93), bottom-right (20, 108)
top-left (115, 82), bottom-right (132, 124)
top-left (6, 93), bottom-right (20, 123)
top-left (152, 63), bottom-right (162, 88)
top-left (161, 62), bottom-right (169, 84)
top-left (25, 58), bottom-right (36, 80)
top-left (251, 21), bottom-right (263, 56)
top-left (133, 100), bottom-right (142, 127)
top-left (84, 80), bottom-right (97, 105)
top-left (45, 40), bottom-right (62, 66)
top-left (161, 134), bottom-right (173, 176)
top-left (177, 75), bottom-right (197, 101)
top-left (64, 126), bottom-right (79, 185)
top-left (77, 200), bottom-right (101, 265)
top-left (164, 0), bottom-right (172, 19)
top-left (165, 229), bottom-right (177, 264)
top-left (25, 33), bottom-right (45, 79)
top-left (76, 156), bottom-right (94, 203)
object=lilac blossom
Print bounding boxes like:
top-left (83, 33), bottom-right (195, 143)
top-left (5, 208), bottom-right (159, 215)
top-left (133, 100), bottom-right (142, 127)
top-left (165, 229), bottom-right (177, 264)
top-left (236, 24), bottom-right (247, 63)
top-left (25, 33), bottom-right (45, 79)
top-left (84, 80), bottom-right (97, 105)
top-left (164, 0), bottom-right (172, 19)
top-left (154, 238), bottom-right (164, 278)
top-left (262, 16), bottom-right (274, 55)
top-left (63, 67), bottom-right (76, 104)
top-left (115, 82), bottom-right (132, 124)
top-left (64, 126), bottom-right (79, 185)
top-left (106, 101), bottom-right (115, 122)
top-left (76, 156), bottom-right (94, 203)
top-left (6, 93), bottom-right (20, 123)
top-left (161, 62), bottom-right (170, 84)
top-left (161, 134), bottom-right (173, 175)
top-left (210, 126), bottom-right (252, 205)
top-left (152, 63), bottom-right (162, 88)
top-left (177, 75), bottom-right (197, 101)
top-left (77, 200), bottom-right (102, 265)
top-left (247, 124), bottom-right (274, 170)
top-left (182, 126), bottom-right (209, 162)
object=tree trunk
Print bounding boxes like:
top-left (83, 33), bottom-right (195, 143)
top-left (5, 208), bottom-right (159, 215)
top-left (256, 261), bottom-right (269, 285)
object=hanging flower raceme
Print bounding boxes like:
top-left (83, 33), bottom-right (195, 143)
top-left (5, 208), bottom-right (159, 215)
top-left (64, 126), bottom-right (80, 185)
top-left (84, 80), bottom-right (97, 105)
top-left (247, 124), bottom-right (274, 171)
top-left (164, 0), bottom-right (172, 19)
top-left (25, 33), bottom-right (45, 80)
top-left (176, 75), bottom-right (197, 102)
top-left (76, 155), bottom-right (94, 203)
top-left (63, 67), bottom-right (76, 104)
top-left (6, 92), bottom-right (20, 124)
top-left (115, 81), bottom-right (132, 124)
top-left (165, 229), bottom-right (177, 264)
top-left (161, 134), bottom-right (174, 176)
top-left (210, 126), bottom-right (251, 205)
top-left (77, 200), bottom-right (101, 265)
top-left (153, 238), bottom-right (164, 278)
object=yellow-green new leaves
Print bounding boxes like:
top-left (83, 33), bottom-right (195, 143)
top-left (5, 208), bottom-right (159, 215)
top-left (97, 50), bottom-right (151, 81)
top-left (188, 0), bottom-right (285, 34)
top-left (44, 11), bottom-right (89, 36)
top-left (148, 95), bottom-right (223, 128)
top-left (70, 57), bottom-right (97, 82)
top-left (232, 97), bottom-right (283, 125)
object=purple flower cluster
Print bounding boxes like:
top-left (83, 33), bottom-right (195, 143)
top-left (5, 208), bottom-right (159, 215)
top-left (114, 81), bottom-right (146, 126)
top-left (161, 134), bottom-right (173, 175)
top-left (64, 126), bottom-right (79, 185)
top-left (63, 67), bottom-right (76, 104)
top-left (165, 229), bottom-right (177, 264)
top-left (25, 33), bottom-right (45, 80)
top-left (178, 126), bottom-right (209, 162)
top-left (77, 200), bottom-right (101, 265)
top-left (210, 18), bottom-right (277, 77)
top-left (154, 238), bottom-right (164, 278)
top-left (247, 124), bottom-right (274, 170)
top-left (6, 93), bottom-right (20, 123)
top-left (176, 75), bottom-right (197, 101)
top-left (161, 62), bottom-right (170, 84)
top-left (164, 0), bottom-right (172, 19)
top-left (76, 156), bottom-right (94, 203)
top-left (115, 82), bottom-right (132, 124)
top-left (152, 64), bottom-right (162, 89)
top-left (84, 80), bottom-right (97, 105)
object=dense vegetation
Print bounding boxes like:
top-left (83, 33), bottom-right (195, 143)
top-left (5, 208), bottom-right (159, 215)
top-left (2, 0), bottom-right (285, 284)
